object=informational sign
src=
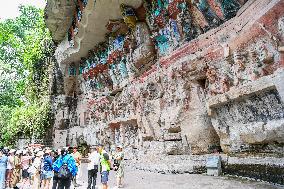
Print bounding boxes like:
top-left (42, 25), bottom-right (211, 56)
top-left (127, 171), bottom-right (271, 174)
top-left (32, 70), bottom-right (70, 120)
top-left (206, 156), bottom-right (221, 168)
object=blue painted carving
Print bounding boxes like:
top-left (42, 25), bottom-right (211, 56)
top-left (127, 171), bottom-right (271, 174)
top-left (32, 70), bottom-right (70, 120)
top-left (170, 19), bottom-right (181, 43)
top-left (95, 77), bottom-right (103, 89)
top-left (217, 0), bottom-right (240, 20)
top-left (82, 0), bottom-right (88, 7)
top-left (86, 59), bottom-right (92, 69)
top-left (68, 65), bottom-right (76, 76)
top-left (119, 56), bottom-right (129, 78)
top-left (155, 34), bottom-right (169, 55)
top-left (90, 78), bottom-right (96, 89)
top-left (113, 35), bottom-right (125, 51)
top-left (79, 66), bottom-right (84, 75)
top-left (194, 0), bottom-right (223, 29)
top-left (179, 2), bottom-right (198, 41)
top-left (99, 49), bottom-right (108, 65)
top-left (109, 64), bottom-right (118, 85)
top-left (76, 5), bottom-right (82, 22)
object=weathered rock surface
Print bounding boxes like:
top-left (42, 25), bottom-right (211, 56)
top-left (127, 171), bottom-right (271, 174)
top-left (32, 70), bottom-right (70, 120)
top-left (46, 0), bottom-right (284, 185)
top-left (45, 0), bottom-right (76, 43)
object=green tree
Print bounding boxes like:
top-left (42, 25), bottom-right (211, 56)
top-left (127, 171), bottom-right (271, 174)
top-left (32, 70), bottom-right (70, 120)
top-left (0, 4), bottom-right (55, 146)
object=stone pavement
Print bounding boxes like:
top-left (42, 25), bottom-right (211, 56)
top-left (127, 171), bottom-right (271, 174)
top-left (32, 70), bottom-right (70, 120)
top-left (74, 164), bottom-right (284, 189)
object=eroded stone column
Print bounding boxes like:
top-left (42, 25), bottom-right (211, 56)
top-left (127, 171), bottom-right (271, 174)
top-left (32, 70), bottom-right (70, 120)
top-left (180, 82), bottom-right (220, 154)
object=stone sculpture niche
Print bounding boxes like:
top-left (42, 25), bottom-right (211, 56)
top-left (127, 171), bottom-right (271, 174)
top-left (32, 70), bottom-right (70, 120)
top-left (204, 39), bottom-right (277, 97)
top-left (131, 22), bottom-right (156, 73)
top-left (211, 88), bottom-right (284, 153)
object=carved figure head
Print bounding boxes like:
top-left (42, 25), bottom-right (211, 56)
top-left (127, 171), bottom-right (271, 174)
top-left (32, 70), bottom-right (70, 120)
top-left (233, 50), bottom-right (246, 71)
top-left (206, 67), bottom-right (217, 83)
top-left (220, 76), bottom-right (230, 93)
top-left (249, 48), bottom-right (258, 61)
top-left (258, 45), bottom-right (273, 64)
top-left (278, 16), bottom-right (284, 36)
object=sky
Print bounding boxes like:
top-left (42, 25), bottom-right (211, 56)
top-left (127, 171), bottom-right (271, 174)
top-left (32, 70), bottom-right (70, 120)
top-left (0, 0), bottom-right (46, 20)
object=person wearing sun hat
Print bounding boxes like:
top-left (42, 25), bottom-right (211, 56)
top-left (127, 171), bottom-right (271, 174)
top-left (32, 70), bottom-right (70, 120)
top-left (113, 144), bottom-right (124, 188)
top-left (42, 149), bottom-right (53, 189)
top-left (11, 150), bottom-right (21, 188)
top-left (71, 146), bottom-right (82, 187)
top-left (30, 151), bottom-right (43, 189)
top-left (98, 144), bottom-right (111, 189)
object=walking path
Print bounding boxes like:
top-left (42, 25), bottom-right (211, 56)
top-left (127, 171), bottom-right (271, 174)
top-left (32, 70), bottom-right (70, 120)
top-left (75, 164), bottom-right (283, 189)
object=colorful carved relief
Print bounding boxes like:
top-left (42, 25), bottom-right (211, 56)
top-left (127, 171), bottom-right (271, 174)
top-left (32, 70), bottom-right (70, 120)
top-left (248, 49), bottom-right (265, 81)
top-left (77, 1), bottom-right (245, 94)
top-left (204, 39), bottom-right (277, 97)
top-left (189, 3), bottom-right (208, 32)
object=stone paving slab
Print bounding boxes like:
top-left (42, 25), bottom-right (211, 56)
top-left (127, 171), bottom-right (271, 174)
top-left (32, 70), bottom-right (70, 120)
top-left (74, 166), bottom-right (284, 189)
top-left (16, 164), bottom-right (283, 189)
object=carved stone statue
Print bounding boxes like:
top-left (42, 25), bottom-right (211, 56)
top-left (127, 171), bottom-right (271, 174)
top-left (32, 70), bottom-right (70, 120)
top-left (178, 2), bottom-right (198, 41)
top-left (248, 49), bottom-right (264, 80)
top-left (192, 0), bottom-right (223, 29)
top-left (126, 54), bottom-right (138, 78)
top-left (109, 64), bottom-right (118, 87)
top-left (217, 0), bottom-right (240, 20)
top-left (232, 50), bottom-right (249, 86)
top-left (134, 22), bottom-right (152, 47)
top-left (279, 16), bottom-right (284, 36)
top-left (169, 19), bottom-right (181, 47)
top-left (206, 67), bottom-right (219, 96)
top-left (153, 26), bottom-right (172, 55)
top-left (120, 4), bottom-right (137, 30)
top-left (113, 63), bottom-right (123, 85)
top-left (219, 75), bottom-right (230, 93)
top-left (119, 56), bottom-right (129, 79)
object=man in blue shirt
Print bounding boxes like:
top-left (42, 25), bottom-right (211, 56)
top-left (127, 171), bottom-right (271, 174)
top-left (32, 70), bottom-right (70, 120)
top-left (52, 147), bottom-right (77, 189)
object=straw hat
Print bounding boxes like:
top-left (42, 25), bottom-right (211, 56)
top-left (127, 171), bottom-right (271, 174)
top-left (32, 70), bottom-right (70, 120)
top-left (45, 149), bottom-right (52, 154)
top-left (36, 151), bottom-right (44, 157)
top-left (34, 148), bottom-right (40, 153)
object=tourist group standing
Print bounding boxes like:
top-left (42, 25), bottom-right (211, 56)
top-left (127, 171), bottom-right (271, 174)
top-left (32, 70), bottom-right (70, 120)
top-left (0, 144), bottom-right (124, 189)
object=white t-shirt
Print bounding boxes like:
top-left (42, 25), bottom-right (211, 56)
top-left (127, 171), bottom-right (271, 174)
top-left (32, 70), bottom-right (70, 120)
top-left (87, 151), bottom-right (100, 170)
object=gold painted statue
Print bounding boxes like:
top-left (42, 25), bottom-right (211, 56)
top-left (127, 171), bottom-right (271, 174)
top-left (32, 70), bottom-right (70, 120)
top-left (120, 3), bottom-right (137, 30)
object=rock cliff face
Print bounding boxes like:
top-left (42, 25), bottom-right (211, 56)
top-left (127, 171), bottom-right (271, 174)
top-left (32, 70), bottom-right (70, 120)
top-left (46, 0), bottom-right (284, 184)
top-left (45, 0), bottom-right (76, 43)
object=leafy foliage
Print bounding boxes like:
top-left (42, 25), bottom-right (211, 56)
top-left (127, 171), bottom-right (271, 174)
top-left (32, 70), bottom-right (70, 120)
top-left (0, 5), bottom-right (55, 146)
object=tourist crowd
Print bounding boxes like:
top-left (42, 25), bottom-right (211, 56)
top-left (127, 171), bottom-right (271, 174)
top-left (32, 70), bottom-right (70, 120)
top-left (0, 144), bottom-right (124, 189)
